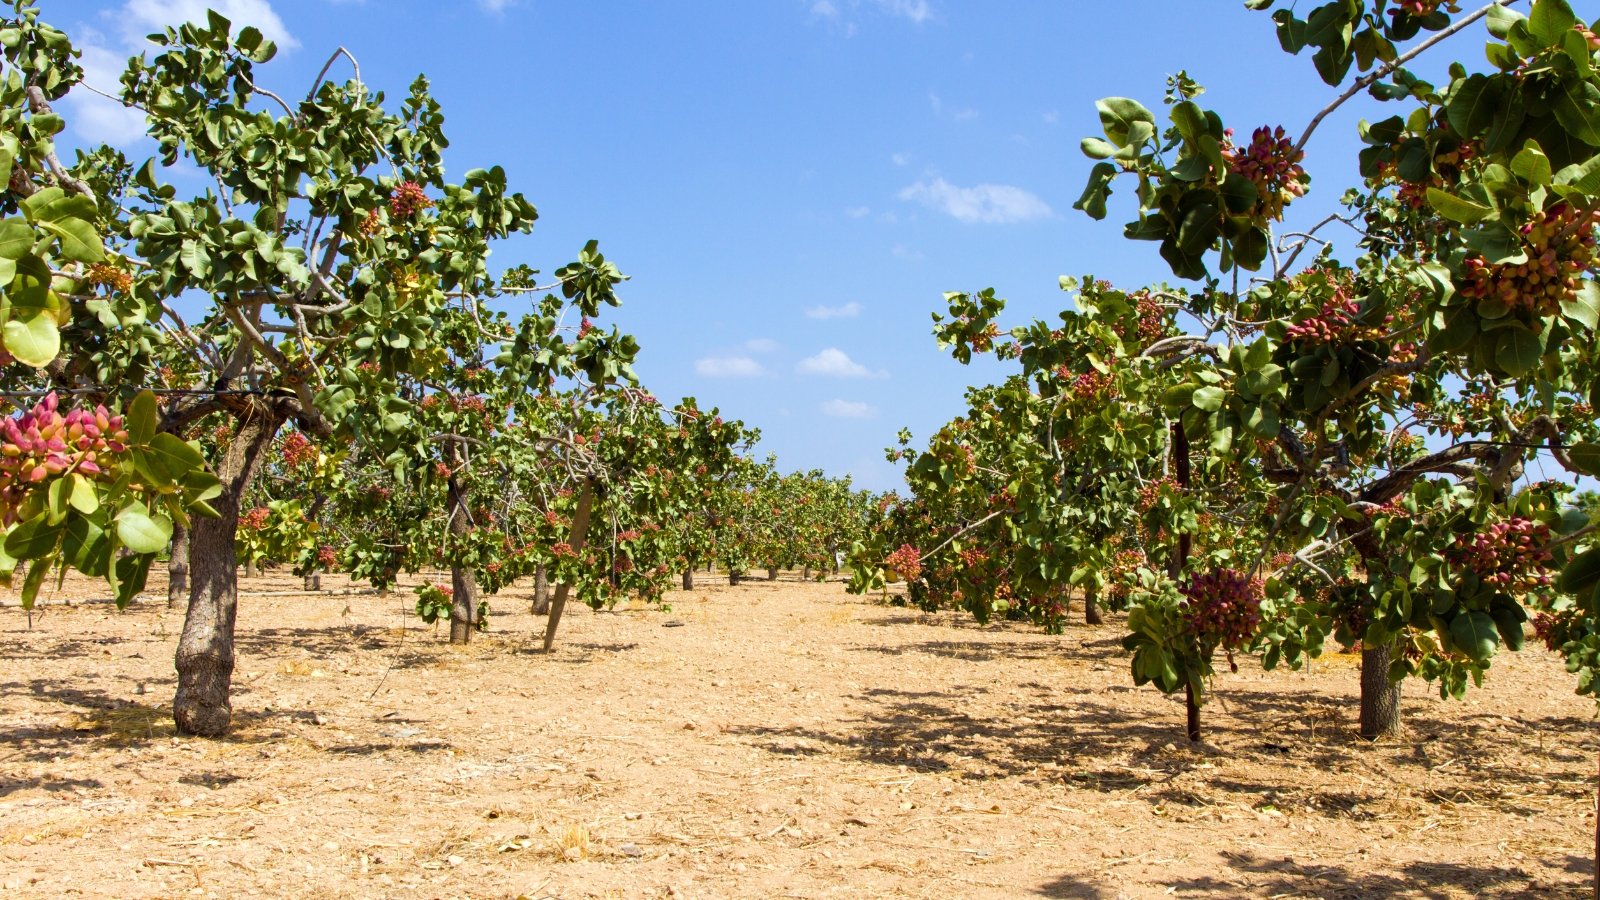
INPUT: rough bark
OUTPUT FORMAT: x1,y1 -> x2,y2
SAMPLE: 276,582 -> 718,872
167,522 -> 189,609
729,569 -> 742,587
682,567 -> 694,591
446,474 -> 481,645
173,408 -> 282,737
532,563 -> 550,615
1359,643 -> 1402,740
1084,588 -> 1103,626
767,566 -> 778,581
303,573 -> 321,591
543,480 -> 595,652
243,558 -> 258,579
1185,682 -> 1201,743
802,565 -> 811,581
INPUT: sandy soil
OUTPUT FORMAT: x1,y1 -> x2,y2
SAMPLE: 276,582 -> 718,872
0,569 -> 1593,898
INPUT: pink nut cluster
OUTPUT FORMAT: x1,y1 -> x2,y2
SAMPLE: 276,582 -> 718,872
1450,517 -> 1553,589
0,393 -> 128,524
1180,567 -> 1264,650
1225,125 -> 1307,222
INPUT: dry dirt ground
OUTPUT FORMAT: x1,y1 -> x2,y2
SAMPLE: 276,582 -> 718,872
0,570 -> 1594,899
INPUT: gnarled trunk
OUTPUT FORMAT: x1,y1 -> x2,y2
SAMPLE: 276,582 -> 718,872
682,564 -> 694,591
446,474 -> 481,645
1359,643 -> 1402,740
167,522 -> 189,609
1084,587 -> 1103,626
532,563 -> 550,615
174,409 -> 282,737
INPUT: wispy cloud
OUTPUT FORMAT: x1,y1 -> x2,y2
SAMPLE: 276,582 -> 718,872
844,206 -> 872,219
695,356 -> 766,378
874,0 -> 933,24
70,1 -> 298,147
890,243 -> 924,261
822,399 -> 877,419
120,0 -> 298,49
891,152 -> 910,166
478,0 -> 516,11
810,0 -> 839,18
1042,110 -> 1061,125
745,338 -> 780,353
928,92 -> 976,121
798,348 -> 886,378
805,302 -> 862,320
898,177 -> 1052,224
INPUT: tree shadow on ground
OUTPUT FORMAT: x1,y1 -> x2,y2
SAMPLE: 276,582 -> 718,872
1156,850 -> 1561,898
727,679 -> 1591,819
0,680 -> 326,762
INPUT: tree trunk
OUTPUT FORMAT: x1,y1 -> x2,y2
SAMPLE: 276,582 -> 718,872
1359,643 -> 1402,740
1185,682 -> 1201,742
543,480 -> 595,652
682,567 -> 694,591
729,569 -> 742,586
243,558 -> 258,579
706,561 -> 714,574
802,564 -> 811,581
446,474 -> 481,645
167,522 -> 189,609
767,566 -> 778,581
174,409 -> 281,738
532,563 -> 550,616
1084,587 -> 1103,626
303,573 -> 321,591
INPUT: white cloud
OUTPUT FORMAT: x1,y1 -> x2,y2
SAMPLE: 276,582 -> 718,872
929,93 -> 976,121
120,0 -> 298,50
695,356 -> 766,378
478,0 -> 516,11
805,302 -> 862,320
898,177 -> 1052,224
822,399 -> 877,419
745,338 -> 780,353
798,347 -> 885,378
890,243 -> 924,261
845,205 -> 871,219
69,1 -> 298,147
874,0 -> 933,23
811,0 -> 839,18
891,152 -> 910,166
1042,110 -> 1060,125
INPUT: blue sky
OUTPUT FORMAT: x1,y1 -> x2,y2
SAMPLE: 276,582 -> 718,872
56,1 -> 1409,492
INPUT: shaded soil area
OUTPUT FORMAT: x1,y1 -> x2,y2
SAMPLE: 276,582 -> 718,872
0,570 -> 1593,898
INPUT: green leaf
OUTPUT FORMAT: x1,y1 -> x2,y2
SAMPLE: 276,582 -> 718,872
3,313 -> 59,368
1096,97 -> 1155,148
1509,144 -> 1552,186
1425,188 -> 1493,223
1080,137 -> 1118,160
0,217 -> 33,259
66,473 -> 99,515
1553,79 -> 1600,147
126,391 -> 158,444
1561,547 -> 1600,595
1494,326 -> 1542,376
1191,385 -> 1225,412
146,432 -> 207,482
1564,280 -> 1600,329
1073,162 -> 1117,221
1446,75 -> 1506,140
115,503 -> 172,554
1567,442 -> 1600,478
1528,0 -> 1577,46
5,512 -> 62,560
1449,610 -> 1499,663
